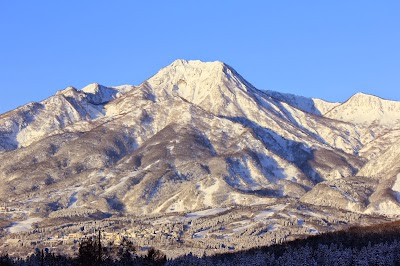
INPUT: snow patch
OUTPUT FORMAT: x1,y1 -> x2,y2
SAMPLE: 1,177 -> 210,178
231,221 -> 253,233
254,204 -> 287,221
193,228 -> 210,239
370,201 -> 400,217
7,218 -> 43,233
186,207 -> 229,220
392,173 -> 400,202
198,178 -> 221,206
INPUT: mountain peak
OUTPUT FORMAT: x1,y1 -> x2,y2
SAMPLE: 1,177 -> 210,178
149,59 -> 242,86
170,59 -> 226,68
161,59 -> 230,77
344,92 -> 399,107
325,91 -> 400,125
352,92 -> 372,97
348,92 -> 381,101
56,86 -> 82,98
146,59 -> 255,112
80,83 -> 119,105
81,83 -> 103,94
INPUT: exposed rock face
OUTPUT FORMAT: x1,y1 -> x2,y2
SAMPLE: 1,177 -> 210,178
1,59 -> 400,220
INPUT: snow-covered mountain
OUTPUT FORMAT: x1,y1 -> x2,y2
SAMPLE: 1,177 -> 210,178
325,92 -> 400,126
1,59 -> 400,227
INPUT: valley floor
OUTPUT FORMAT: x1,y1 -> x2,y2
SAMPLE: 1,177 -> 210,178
0,198 -> 390,259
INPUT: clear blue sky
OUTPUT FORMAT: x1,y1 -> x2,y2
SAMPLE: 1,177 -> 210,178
1,1 -> 399,113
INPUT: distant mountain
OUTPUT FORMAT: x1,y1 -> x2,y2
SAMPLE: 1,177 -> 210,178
1,60 -> 400,244
324,92 -> 400,125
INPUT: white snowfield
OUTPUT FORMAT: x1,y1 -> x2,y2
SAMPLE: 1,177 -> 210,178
254,204 -> 287,221
8,217 -> 43,233
186,207 -> 229,219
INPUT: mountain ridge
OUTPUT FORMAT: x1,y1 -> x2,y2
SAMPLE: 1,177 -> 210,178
1,59 -> 400,233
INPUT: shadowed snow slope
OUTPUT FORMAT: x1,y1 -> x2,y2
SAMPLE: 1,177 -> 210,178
0,59 -> 399,218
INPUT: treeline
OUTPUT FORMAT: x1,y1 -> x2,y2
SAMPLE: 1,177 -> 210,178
0,231 -> 166,266
2,220 -> 400,265
169,220 -> 400,265
0,246 -> 166,266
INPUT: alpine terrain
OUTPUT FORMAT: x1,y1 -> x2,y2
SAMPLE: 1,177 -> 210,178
1,59 -> 399,257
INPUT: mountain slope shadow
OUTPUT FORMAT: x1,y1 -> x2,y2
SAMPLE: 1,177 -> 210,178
220,116 -> 324,183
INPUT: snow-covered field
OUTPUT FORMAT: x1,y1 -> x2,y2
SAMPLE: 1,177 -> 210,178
186,207 -> 229,220
254,204 -> 287,221
8,217 -> 43,233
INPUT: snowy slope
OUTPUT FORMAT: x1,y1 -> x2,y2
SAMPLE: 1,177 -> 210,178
325,93 -> 400,126
0,84 -> 132,152
263,90 -> 340,115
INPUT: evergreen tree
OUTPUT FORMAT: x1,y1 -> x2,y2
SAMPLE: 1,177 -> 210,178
97,229 -> 102,264
145,247 -> 166,265
0,254 -> 13,266
77,238 -> 97,266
